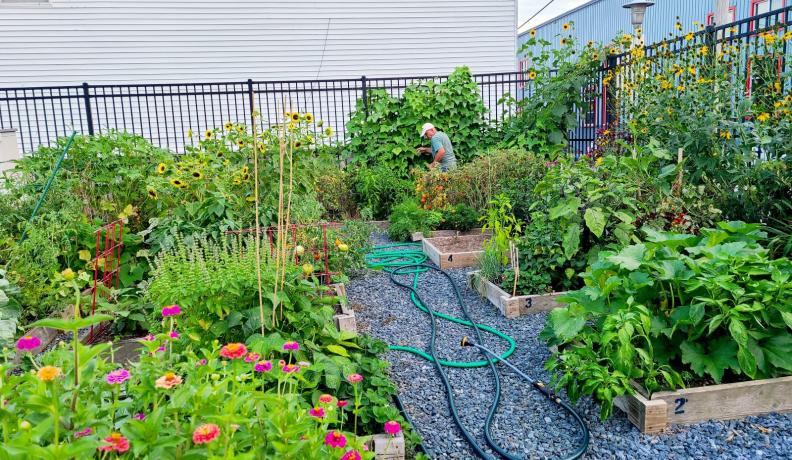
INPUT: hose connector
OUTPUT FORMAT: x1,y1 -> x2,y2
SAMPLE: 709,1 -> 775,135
460,336 -> 473,347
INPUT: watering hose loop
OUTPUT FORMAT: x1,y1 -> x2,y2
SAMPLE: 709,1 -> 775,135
366,244 -> 589,460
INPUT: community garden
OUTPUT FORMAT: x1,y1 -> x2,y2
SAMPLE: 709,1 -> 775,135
0,18 -> 790,460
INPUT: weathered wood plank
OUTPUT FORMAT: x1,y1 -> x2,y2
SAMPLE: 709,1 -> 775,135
422,235 -> 485,269
371,432 -> 405,460
614,392 -> 668,434
411,228 -> 487,242
468,271 -> 567,318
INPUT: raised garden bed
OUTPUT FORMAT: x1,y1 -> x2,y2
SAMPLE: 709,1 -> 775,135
613,376 -> 792,434
369,431 -> 405,460
329,283 -> 356,333
410,228 -> 486,242
422,234 -> 486,269
467,271 -> 566,319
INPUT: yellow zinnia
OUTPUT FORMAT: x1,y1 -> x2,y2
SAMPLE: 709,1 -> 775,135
37,366 -> 61,382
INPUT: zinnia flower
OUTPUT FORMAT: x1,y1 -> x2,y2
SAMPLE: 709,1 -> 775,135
244,352 -> 260,363
133,413 -> 146,421
254,360 -> 273,372
340,450 -> 362,460
74,427 -> 92,438
337,400 -> 349,408
16,335 -> 41,351
319,394 -> 334,404
105,369 -> 130,385
197,358 -> 208,366
282,341 -> 300,351
309,407 -> 325,418
278,359 -> 286,367
282,364 -> 300,373
98,432 -> 130,453
324,430 -> 347,448
193,423 -> 220,445
346,373 -> 363,384
219,343 -> 247,359
169,330 -> 180,339
384,420 -> 401,436
141,334 -> 155,342
161,304 -> 182,317
37,366 -> 61,382
155,372 -> 183,389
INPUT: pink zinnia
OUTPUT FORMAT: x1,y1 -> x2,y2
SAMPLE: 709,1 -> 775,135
324,430 -> 347,448
254,360 -> 273,372
98,432 -> 130,453
141,334 -> 155,342
197,358 -> 208,366
278,359 -> 286,367
282,364 -> 300,374
169,330 -> 180,339
105,369 -> 130,385
244,352 -> 260,363
161,304 -> 182,317
319,394 -> 334,404
309,407 -> 325,418
16,335 -> 41,351
133,413 -> 146,421
192,423 -> 220,445
219,343 -> 247,359
74,427 -> 92,439
340,450 -> 362,460
156,345 -> 166,353
384,420 -> 401,436
282,341 -> 300,351
346,373 -> 363,384
337,400 -> 349,408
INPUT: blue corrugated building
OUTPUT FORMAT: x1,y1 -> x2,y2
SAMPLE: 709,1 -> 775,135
519,0 -> 783,62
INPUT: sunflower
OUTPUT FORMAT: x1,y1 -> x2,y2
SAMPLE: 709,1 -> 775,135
684,32 -> 694,41
560,38 -> 568,46
325,127 -> 333,136
284,111 -> 292,120
675,22 -> 683,31
291,112 -> 300,122
587,40 -> 594,47
591,53 -> 600,61
609,48 -> 618,55
562,23 -> 570,31
757,112 -> 771,123
698,46 -> 708,56
528,71 -> 537,80
157,163 -> 167,174
241,166 -> 249,175
224,122 -> 233,131
192,171 -> 203,179
147,188 -> 158,200
294,141 -> 302,149
170,178 -> 185,188
529,29 -> 536,38
305,113 -> 314,123
242,173 -> 250,181
233,177 -> 242,185
237,140 -> 245,148
205,129 -> 214,139
236,126 -> 246,134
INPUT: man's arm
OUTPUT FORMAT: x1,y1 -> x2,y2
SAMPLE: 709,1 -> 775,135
430,146 -> 446,167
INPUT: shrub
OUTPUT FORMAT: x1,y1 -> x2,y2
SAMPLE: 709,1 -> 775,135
352,165 -> 413,220
441,204 -> 480,232
387,199 -> 443,242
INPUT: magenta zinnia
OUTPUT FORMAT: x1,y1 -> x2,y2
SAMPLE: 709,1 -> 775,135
105,369 -> 131,385
324,430 -> 347,448
309,407 -> 326,418
282,364 -> 300,373
384,420 -> 401,435
282,341 -> 300,351
254,360 -> 273,372
74,427 -> 92,439
16,335 -> 41,351
340,450 -> 362,460
244,352 -> 260,363
161,304 -> 182,317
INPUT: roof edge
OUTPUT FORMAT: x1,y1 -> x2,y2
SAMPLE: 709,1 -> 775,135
519,0 -> 605,37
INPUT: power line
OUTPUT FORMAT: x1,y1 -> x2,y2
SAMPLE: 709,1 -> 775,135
517,0 -> 557,31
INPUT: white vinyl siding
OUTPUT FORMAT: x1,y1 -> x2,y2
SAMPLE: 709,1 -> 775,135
0,0 -> 517,86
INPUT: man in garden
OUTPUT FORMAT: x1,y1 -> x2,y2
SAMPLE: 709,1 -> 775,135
417,123 -> 457,171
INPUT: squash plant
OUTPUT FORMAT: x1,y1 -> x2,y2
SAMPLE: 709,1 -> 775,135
542,222 -> 792,419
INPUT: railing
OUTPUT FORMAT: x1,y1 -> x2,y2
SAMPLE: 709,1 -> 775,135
0,73 -> 531,155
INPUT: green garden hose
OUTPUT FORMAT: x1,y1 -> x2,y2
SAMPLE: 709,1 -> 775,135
365,243 -> 589,460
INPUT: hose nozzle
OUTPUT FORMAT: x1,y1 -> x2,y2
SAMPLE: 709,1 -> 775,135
460,336 -> 473,347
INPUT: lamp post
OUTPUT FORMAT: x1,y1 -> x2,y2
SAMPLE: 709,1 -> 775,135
623,1 -> 655,44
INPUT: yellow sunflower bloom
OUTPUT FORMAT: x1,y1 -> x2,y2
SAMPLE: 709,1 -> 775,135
157,163 -> 167,174
698,46 -> 708,56
233,177 -> 242,185
294,141 -> 302,149
241,166 -> 249,175
685,32 -> 694,41
147,188 -> 158,200
236,126 -> 245,134
237,140 -> 245,148
305,113 -> 314,123
291,113 -> 300,122
191,171 -> 203,180
284,111 -> 292,120
205,130 -> 214,139
562,23 -> 570,31
224,122 -> 233,131
529,29 -> 537,37
560,38 -> 568,46
528,71 -> 537,80
757,113 -> 771,123
170,178 -> 185,188
719,130 -> 732,139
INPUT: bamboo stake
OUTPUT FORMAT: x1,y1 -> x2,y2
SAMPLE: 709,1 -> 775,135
279,136 -> 295,320
510,242 -> 519,298
272,103 -> 287,328
251,94 -> 266,336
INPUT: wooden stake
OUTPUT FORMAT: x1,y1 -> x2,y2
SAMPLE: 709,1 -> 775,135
251,94 -> 266,336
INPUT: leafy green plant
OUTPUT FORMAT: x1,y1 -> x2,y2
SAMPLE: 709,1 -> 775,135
387,199 -> 443,242
352,165 -> 413,220
479,195 -> 522,267
441,204 -> 480,232
0,269 -> 20,345
542,222 -> 792,419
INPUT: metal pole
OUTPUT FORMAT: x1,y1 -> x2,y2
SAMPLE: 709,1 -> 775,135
361,75 -> 369,119
82,83 -> 95,136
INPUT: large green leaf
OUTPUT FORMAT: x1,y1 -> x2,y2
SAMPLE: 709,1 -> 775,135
607,244 -> 646,271
680,337 -> 737,383
549,197 -> 581,220
547,308 -> 587,341
562,225 -> 581,259
761,335 -> 792,372
326,345 -> 349,357
584,207 -> 606,238
28,314 -> 113,332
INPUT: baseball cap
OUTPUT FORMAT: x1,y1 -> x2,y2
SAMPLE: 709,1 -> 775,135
420,123 -> 435,137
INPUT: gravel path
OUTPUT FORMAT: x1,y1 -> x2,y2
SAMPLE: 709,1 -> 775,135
348,241 -> 792,460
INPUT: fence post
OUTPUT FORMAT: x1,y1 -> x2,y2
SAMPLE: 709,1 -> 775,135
361,75 -> 368,119
247,79 -> 255,129
705,25 -> 717,66
604,56 -> 617,126
82,82 -> 95,136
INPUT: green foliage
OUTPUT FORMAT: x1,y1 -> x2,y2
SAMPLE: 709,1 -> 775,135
542,223 -> 792,419
441,204 -> 480,232
346,67 -> 492,171
387,199 -> 443,242
480,195 -> 522,267
0,269 -> 20,346
352,165 -> 413,220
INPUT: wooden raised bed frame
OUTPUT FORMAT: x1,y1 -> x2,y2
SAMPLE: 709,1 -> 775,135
421,234 -> 486,270
369,431 -> 405,460
329,283 -> 356,333
613,376 -> 792,434
411,228 -> 486,242
467,271 -> 566,318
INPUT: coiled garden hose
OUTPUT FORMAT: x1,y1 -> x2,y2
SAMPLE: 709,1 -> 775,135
365,244 -> 589,460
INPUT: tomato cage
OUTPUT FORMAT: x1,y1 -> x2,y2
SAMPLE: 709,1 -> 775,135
87,220 -> 124,344
226,222 -> 346,285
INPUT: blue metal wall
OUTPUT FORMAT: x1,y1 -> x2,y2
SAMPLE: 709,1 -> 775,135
519,0 -> 776,56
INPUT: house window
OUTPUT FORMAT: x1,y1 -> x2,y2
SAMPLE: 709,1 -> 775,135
750,0 -> 786,31
746,55 -> 782,105
706,7 -> 736,25
518,58 -> 530,89
582,85 -> 597,127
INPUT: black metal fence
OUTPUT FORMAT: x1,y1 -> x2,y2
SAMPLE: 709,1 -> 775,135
2,6 -> 791,156
0,72 -> 530,155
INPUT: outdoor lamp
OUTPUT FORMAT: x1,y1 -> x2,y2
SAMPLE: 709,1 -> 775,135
623,1 -> 655,28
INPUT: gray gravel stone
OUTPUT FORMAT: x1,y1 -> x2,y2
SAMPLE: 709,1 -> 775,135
349,235 -> 792,459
